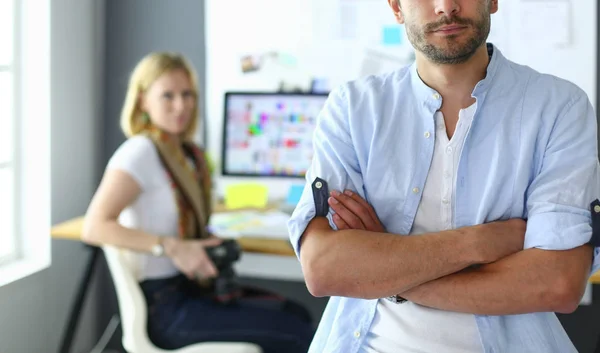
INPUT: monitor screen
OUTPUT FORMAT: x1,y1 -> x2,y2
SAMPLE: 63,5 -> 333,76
222,92 -> 328,178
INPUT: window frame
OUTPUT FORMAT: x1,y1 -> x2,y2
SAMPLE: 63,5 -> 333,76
0,0 -> 51,287
0,0 -> 19,267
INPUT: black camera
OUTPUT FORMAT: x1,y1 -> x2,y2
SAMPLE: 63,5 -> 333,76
205,239 -> 242,304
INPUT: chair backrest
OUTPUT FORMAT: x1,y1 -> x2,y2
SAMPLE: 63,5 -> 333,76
103,245 -> 162,353
103,245 -> 264,353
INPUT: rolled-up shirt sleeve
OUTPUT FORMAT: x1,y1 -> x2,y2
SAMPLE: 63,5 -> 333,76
287,86 -> 364,259
524,92 -> 600,275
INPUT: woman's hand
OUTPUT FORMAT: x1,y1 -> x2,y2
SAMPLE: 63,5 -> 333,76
163,237 -> 223,280
328,189 -> 386,232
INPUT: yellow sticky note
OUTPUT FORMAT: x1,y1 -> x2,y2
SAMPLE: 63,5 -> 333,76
224,183 -> 269,210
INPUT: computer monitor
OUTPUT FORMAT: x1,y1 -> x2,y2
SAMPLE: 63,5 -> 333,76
222,91 -> 329,178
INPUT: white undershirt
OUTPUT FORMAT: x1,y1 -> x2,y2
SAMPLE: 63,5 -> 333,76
106,135 -> 184,281
363,103 -> 483,353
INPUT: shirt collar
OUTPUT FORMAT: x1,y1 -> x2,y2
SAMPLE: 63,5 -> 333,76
409,43 -> 505,113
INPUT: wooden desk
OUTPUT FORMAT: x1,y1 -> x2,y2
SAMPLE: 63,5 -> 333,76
52,212 -> 297,353
591,271 -> 600,284
52,216 -> 600,283
51,216 -> 296,257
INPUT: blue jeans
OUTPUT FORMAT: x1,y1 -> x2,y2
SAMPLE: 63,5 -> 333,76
140,275 -> 315,353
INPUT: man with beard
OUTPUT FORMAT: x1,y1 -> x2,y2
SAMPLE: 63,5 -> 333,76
287,0 -> 600,352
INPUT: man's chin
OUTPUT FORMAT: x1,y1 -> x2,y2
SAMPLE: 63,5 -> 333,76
422,51 -> 475,65
421,42 -> 481,63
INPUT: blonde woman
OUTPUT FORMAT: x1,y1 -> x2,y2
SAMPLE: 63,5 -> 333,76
83,52 -> 314,352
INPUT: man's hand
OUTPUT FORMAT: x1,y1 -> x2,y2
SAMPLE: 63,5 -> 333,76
329,189 -> 525,264
328,189 -> 386,232
326,191 -> 586,315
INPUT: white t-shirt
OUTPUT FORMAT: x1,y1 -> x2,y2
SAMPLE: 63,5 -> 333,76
106,135 -> 183,281
363,103 -> 483,353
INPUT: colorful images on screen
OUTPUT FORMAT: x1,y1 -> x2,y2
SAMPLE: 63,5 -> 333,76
224,94 -> 326,177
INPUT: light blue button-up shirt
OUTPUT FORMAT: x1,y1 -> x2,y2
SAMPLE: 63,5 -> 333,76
287,44 -> 600,353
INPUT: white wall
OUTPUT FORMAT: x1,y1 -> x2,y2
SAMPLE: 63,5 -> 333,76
0,1 -> 105,352
495,0 -> 596,109
205,0 -> 597,200
205,0 -> 321,200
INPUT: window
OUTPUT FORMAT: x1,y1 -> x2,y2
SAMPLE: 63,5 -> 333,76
0,0 -> 17,264
0,0 -> 51,287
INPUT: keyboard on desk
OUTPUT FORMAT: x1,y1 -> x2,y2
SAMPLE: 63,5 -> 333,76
236,225 -> 290,239
210,209 -> 291,240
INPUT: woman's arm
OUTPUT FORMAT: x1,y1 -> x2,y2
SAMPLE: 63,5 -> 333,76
82,169 -> 164,253
82,169 -> 221,278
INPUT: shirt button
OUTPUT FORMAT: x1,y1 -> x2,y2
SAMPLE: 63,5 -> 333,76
446,146 -> 453,154
412,187 -> 420,194
424,131 -> 431,138
442,198 -> 449,204
444,172 -> 451,179
354,331 -> 361,338
433,93 -> 440,100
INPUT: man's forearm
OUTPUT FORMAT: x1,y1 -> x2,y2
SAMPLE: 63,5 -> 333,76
301,218 -> 488,299
400,246 -> 593,315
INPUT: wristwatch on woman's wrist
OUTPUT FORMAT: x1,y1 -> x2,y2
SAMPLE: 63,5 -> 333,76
151,237 -> 165,257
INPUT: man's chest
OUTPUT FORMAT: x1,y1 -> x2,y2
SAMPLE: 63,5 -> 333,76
357,107 -> 539,233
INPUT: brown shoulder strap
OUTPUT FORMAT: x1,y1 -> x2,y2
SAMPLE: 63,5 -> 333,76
184,143 -> 213,225
145,134 -> 209,239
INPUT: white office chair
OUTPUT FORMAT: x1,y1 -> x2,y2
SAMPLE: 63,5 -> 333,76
102,245 -> 263,353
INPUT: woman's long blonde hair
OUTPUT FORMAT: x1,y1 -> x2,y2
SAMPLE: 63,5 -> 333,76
120,52 -> 200,141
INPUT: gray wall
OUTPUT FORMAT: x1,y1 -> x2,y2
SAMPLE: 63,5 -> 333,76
103,0 -> 207,165
0,1 -> 106,352
559,287 -> 600,353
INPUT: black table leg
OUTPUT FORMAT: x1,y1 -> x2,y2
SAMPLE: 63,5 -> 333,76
58,245 -> 99,353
